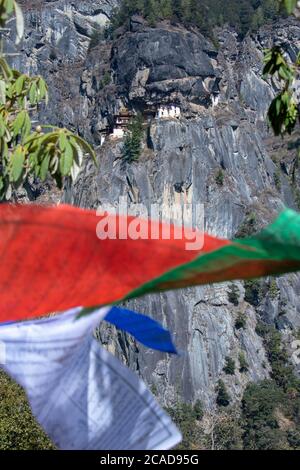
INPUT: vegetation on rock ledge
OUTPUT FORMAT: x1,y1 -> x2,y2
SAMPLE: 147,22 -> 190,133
110,0 -> 281,38
0,370 -> 54,450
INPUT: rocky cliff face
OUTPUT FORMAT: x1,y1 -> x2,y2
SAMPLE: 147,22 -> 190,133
10,1 -> 300,408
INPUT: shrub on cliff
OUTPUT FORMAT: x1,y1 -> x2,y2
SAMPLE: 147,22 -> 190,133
223,357 -> 236,375
122,113 -> 144,163
216,380 -> 231,407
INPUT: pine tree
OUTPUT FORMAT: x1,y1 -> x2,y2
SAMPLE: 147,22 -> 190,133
144,0 -> 159,25
239,0 -> 255,36
192,0 -> 212,34
181,0 -> 191,21
239,352 -> 249,373
223,0 -> 242,31
261,0 -> 280,20
216,380 -> 231,407
235,311 -> 247,330
160,0 -> 173,18
171,0 -> 183,20
251,5 -> 265,31
122,114 -> 144,163
109,0 -> 281,38
223,357 -> 236,375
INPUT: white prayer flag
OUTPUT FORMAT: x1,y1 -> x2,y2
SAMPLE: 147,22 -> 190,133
0,307 -> 181,450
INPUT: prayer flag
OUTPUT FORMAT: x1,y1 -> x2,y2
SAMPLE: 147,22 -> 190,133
0,204 -> 300,322
105,307 -> 177,354
0,307 -> 181,450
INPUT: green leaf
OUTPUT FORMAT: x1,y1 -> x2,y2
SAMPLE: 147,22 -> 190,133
0,137 -> 8,159
22,112 -> 31,140
39,153 -> 51,181
37,78 -> 48,103
13,110 -> 32,142
10,146 -> 25,182
70,162 -> 81,182
284,0 -> 298,15
28,146 -> 39,170
0,115 -> 7,138
69,137 -> 83,167
0,58 -> 13,80
15,75 -> 26,95
0,175 -> 4,193
5,83 -> 13,100
5,0 -> 15,16
12,110 -> 26,138
276,96 -> 281,116
72,134 -> 97,165
58,132 -> 67,151
59,140 -> 74,176
29,82 -> 37,105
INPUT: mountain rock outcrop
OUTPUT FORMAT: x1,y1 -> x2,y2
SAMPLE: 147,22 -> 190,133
9,1 -> 300,408
111,23 -> 220,108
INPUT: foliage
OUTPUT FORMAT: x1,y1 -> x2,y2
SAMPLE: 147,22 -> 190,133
242,374 -> 300,449
0,369 -> 54,449
256,321 -> 300,391
211,408 -> 244,450
235,212 -> 257,238
215,168 -> 224,186
239,351 -> 249,372
110,0 -> 281,39
244,279 -> 262,306
216,379 -> 231,407
241,380 -> 287,450
247,320 -> 300,449
98,71 -> 112,90
287,429 -> 300,448
294,187 -> 300,210
165,400 -> 204,449
269,278 -> 280,299
228,283 -> 239,306
101,71 -> 111,87
263,1 -> 300,136
235,311 -> 247,330
283,0 -> 298,14
0,1 -> 96,200
223,356 -> 236,375
122,113 -> 144,163
263,46 -> 298,135
274,167 -> 282,190
88,27 -> 105,50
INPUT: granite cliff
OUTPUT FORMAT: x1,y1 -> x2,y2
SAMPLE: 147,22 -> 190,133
8,1 -> 300,410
